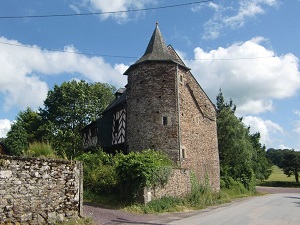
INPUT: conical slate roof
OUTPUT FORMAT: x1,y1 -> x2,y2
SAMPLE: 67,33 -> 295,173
124,23 -> 189,75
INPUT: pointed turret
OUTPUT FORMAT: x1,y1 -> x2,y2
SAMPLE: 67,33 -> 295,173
124,23 -> 188,75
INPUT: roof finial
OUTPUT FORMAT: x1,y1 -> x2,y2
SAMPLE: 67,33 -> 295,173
156,21 -> 158,27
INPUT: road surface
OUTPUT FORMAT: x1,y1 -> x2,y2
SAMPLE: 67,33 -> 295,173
168,192 -> 300,225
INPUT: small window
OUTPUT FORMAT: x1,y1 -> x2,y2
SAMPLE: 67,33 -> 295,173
114,119 -> 119,133
162,116 -> 168,125
181,148 -> 186,159
180,75 -> 183,82
91,126 -> 97,137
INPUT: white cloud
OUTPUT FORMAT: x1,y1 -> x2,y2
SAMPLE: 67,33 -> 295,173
201,0 -> 279,39
242,116 -> 283,146
0,119 -> 12,138
278,144 -> 291,150
0,37 -> 127,111
187,37 -> 300,115
294,110 -> 300,117
74,0 -> 157,23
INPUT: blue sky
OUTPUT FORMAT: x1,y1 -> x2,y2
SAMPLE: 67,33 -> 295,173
0,0 -> 299,150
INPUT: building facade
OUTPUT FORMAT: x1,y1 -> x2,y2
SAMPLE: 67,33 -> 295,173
82,24 -> 220,191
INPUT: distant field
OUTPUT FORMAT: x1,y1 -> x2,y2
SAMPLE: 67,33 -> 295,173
258,165 -> 299,187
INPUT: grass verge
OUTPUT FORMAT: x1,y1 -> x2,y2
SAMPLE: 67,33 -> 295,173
55,217 -> 97,225
124,185 -> 256,214
258,165 -> 300,188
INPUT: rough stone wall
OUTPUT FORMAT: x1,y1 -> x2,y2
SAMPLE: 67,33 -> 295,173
143,168 -> 191,203
126,61 -> 180,161
178,68 -> 220,191
0,155 -> 83,224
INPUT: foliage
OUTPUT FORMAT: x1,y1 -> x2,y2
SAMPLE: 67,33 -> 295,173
4,121 -> 28,156
266,148 -> 289,166
39,80 -> 115,158
115,149 -> 173,200
75,150 -> 118,194
4,108 -> 46,156
83,189 -> 125,209
16,107 -> 45,143
266,148 -> 300,183
23,142 -> 58,158
5,80 -> 115,158
76,149 -> 173,201
280,150 -> 300,183
125,184 -> 237,214
250,133 -> 272,181
216,90 -> 271,190
145,196 -> 184,213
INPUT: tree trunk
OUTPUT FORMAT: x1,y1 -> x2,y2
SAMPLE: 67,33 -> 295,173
295,171 -> 299,183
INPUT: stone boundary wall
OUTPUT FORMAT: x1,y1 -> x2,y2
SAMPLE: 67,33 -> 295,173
0,155 -> 83,224
143,168 -> 191,203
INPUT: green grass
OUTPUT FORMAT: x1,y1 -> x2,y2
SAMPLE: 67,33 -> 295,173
258,165 -> 300,187
124,183 -> 256,214
55,218 -> 96,225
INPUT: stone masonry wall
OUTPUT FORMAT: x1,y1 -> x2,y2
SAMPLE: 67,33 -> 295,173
143,168 -> 191,203
0,155 -> 83,224
126,62 -> 180,161
179,68 -> 220,191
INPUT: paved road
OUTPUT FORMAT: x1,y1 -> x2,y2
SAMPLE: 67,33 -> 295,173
168,193 -> 300,225
84,187 -> 300,225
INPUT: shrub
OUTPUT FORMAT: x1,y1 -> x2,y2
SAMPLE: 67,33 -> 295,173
76,150 -> 119,194
115,149 -> 173,200
23,142 -> 57,158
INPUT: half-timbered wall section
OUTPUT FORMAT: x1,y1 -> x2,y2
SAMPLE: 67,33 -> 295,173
82,123 -> 98,149
112,108 -> 126,145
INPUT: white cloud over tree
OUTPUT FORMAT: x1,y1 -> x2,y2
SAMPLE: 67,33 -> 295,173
0,37 -> 127,112
0,119 -> 12,138
242,116 -> 283,146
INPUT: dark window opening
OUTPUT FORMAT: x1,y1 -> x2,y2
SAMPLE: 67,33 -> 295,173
114,119 -> 119,133
162,116 -> 168,125
181,149 -> 186,159
91,126 -> 97,137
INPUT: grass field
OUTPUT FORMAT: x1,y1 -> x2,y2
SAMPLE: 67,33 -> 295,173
258,165 -> 299,187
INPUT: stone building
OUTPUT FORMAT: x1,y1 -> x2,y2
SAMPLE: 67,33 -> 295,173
82,24 -> 220,191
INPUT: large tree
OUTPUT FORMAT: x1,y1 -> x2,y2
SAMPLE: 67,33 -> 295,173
216,90 -> 271,189
250,133 -> 272,181
267,148 -> 300,183
16,107 -> 45,143
4,108 -> 43,155
281,150 -> 300,183
39,80 -> 115,157
4,121 -> 28,155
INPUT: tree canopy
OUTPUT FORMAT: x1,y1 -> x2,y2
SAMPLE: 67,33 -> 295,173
5,80 -> 116,158
267,148 -> 300,183
216,90 -> 271,190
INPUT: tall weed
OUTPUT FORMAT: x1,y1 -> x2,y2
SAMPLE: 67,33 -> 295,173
23,142 -> 57,158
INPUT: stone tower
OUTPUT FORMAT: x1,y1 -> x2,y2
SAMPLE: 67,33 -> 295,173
124,24 -> 220,191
